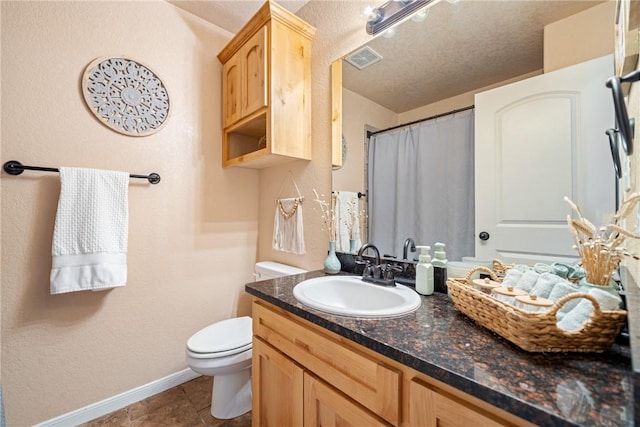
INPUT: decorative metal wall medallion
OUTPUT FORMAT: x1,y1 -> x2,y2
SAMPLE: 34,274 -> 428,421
82,56 -> 170,136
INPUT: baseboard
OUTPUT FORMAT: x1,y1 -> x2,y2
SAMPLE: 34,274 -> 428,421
34,368 -> 200,427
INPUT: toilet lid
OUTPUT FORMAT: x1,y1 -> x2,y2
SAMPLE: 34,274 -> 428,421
187,316 -> 252,354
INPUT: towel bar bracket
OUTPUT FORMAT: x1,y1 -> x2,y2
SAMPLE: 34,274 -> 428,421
3,160 -> 161,184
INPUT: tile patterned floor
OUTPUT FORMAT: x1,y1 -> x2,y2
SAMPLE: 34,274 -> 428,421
79,376 -> 251,427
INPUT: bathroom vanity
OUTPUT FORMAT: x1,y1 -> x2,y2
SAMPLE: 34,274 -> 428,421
246,271 -> 634,427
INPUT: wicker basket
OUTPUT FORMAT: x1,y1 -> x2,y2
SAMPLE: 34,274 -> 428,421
447,266 -> 627,352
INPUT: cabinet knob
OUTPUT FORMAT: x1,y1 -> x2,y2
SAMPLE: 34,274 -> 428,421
479,231 -> 490,241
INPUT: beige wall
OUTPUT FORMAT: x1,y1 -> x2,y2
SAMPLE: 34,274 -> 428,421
544,1 -> 616,72
333,88 -> 397,194
1,1 -> 260,425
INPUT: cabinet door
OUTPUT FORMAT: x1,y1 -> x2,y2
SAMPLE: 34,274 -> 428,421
222,52 -> 242,127
242,26 -> 267,119
304,373 -> 390,427
409,379 -> 507,427
253,338 -> 304,427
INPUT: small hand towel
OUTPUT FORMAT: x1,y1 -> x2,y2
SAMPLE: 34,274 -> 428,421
50,167 -> 129,294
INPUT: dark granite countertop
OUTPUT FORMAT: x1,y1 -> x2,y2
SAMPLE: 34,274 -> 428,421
245,270 -> 635,427
622,271 -> 640,427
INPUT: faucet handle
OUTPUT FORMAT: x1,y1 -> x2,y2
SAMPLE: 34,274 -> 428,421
383,263 -> 402,280
355,255 -> 367,265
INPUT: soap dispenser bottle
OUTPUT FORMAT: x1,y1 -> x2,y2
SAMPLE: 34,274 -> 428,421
432,242 -> 448,294
415,246 -> 434,295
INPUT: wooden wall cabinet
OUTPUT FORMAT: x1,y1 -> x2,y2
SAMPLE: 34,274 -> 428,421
252,299 -> 534,427
217,1 -> 315,168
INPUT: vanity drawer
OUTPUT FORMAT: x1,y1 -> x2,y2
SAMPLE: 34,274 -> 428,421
252,300 -> 401,426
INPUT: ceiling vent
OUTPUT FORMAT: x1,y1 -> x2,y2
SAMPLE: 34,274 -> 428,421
345,46 -> 383,70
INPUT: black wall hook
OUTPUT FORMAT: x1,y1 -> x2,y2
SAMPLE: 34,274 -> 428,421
606,70 -> 640,156
605,128 -> 622,179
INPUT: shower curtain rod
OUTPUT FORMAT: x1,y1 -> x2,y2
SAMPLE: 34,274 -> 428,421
367,104 -> 474,138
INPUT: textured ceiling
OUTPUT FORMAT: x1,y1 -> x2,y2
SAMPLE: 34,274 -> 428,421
167,0 -> 310,34
343,0 -> 603,113
168,0 -> 602,114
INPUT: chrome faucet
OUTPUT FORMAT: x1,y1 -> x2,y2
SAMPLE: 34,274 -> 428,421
356,243 -> 398,287
403,238 -> 416,260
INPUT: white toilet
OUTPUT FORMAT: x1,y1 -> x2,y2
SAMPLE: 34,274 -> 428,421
185,261 -> 306,419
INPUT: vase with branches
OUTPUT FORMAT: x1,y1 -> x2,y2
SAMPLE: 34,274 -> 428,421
565,193 -> 640,288
313,190 -> 340,273
343,197 -> 366,253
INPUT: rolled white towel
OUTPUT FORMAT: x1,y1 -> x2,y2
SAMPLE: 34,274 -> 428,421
530,272 -> 561,299
514,270 -> 540,293
533,263 -> 553,274
549,280 -> 580,321
588,287 -> 622,311
501,269 -> 523,288
557,288 -> 622,331
558,298 -> 593,331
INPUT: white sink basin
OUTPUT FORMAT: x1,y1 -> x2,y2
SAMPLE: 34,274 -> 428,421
293,276 -> 421,318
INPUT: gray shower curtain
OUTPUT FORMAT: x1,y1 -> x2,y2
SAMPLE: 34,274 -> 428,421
367,110 -> 475,262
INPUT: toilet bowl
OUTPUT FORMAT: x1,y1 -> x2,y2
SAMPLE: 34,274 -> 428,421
185,316 -> 252,419
185,261 -> 307,419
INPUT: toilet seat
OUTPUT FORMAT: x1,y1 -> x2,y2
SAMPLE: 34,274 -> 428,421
187,316 -> 252,359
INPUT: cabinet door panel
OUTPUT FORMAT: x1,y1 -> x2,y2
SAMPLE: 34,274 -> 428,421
222,55 -> 242,127
243,26 -> 267,118
410,379 -> 507,427
253,301 -> 400,425
304,373 -> 390,427
253,338 -> 304,427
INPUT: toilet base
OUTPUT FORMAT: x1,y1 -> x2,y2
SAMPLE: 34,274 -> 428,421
211,367 -> 252,419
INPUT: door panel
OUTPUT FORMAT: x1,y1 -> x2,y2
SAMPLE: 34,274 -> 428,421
475,55 -> 616,264
223,55 -> 241,127
243,26 -> 267,118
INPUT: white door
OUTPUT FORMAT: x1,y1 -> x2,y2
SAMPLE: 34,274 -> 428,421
475,55 -> 617,264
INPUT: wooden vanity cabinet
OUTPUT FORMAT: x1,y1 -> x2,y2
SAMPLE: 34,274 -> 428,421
217,1 -> 315,168
251,299 -> 535,427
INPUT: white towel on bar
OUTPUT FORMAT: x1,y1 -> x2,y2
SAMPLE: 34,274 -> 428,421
50,167 -> 129,294
335,191 -> 362,252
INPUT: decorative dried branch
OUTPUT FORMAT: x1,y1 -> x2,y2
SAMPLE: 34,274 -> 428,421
313,189 -> 336,241
343,197 -> 366,240
565,193 -> 640,285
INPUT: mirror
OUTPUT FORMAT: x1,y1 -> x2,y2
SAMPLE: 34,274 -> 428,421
332,1 -> 615,261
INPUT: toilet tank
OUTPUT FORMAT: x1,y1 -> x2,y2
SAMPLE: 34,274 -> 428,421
254,261 -> 307,281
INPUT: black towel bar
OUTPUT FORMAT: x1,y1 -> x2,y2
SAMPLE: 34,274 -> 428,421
2,160 -> 161,184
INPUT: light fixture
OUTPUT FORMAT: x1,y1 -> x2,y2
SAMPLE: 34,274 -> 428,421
366,0 -> 435,35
